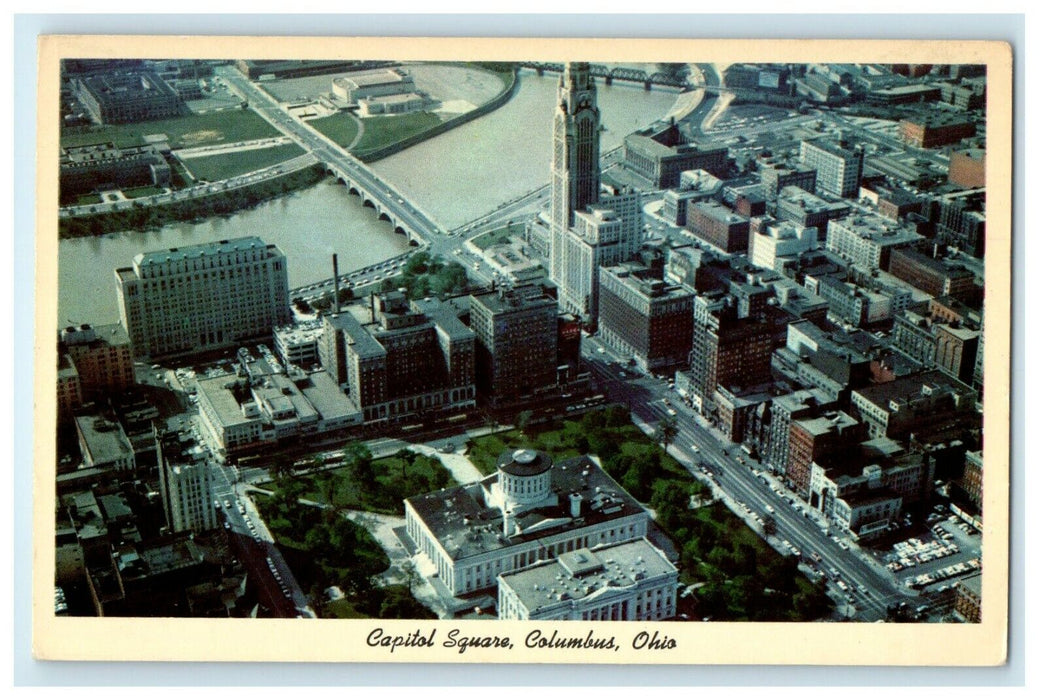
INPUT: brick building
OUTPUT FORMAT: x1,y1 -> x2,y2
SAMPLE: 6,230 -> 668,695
688,300 -> 778,414
319,291 -> 476,425
899,114 -> 977,148
888,248 -> 977,299
598,265 -> 695,373
958,450 -> 983,513
57,324 -> 135,408
470,285 -> 560,406
686,201 -> 750,254
947,149 -> 986,188
786,411 -> 863,495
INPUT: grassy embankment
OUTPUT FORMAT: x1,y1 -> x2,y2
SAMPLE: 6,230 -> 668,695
181,143 -> 306,181
59,163 -> 325,239
467,222 -> 527,251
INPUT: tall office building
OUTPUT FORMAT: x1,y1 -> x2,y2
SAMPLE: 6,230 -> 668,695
319,291 -> 476,425
155,426 -> 218,534
799,138 -> 865,199
550,62 -> 601,295
116,237 -> 291,359
470,285 -> 559,405
598,264 -> 695,373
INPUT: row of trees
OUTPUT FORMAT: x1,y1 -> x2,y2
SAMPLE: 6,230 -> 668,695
291,441 -> 450,515
653,482 -> 829,621
59,164 -> 325,238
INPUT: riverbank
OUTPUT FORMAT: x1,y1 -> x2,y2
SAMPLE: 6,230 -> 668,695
58,164 -> 326,239
355,64 -> 518,163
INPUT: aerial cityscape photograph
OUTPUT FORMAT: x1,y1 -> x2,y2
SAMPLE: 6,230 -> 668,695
49,52 -> 996,631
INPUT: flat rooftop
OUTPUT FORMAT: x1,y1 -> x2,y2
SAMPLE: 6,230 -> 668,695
299,371 -> 360,421
74,415 -> 133,466
690,201 -> 747,226
134,236 -> 278,270
196,374 -> 254,428
335,69 -> 410,89
498,538 -> 676,614
853,370 -> 972,412
406,455 -> 646,563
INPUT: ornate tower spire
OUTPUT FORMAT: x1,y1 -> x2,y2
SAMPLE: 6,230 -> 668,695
549,61 -> 601,292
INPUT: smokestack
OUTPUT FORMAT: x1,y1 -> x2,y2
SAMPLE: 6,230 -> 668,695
332,254 -> 341,314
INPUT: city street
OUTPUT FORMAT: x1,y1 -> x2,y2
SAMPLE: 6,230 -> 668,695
579,338 -> 923,622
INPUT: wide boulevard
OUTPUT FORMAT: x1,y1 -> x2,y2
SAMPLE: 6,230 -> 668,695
581,341 -> 923,622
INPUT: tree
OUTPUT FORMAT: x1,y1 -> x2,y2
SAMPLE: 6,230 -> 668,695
762,514 -> 777,537
515,409 -> 534,438
401,560 -> 421,595
316,470 -> 342,509
656,416 -> 679,453
690,480 -> 712,503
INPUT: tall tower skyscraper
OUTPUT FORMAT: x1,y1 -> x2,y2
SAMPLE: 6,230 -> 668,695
550,62 -> 601,292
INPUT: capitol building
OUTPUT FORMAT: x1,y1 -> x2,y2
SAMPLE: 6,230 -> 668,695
404,448 -> 678,620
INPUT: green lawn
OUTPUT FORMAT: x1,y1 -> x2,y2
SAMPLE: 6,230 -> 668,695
60,109 -> 279,149
181,143 -> 305,181
352,112 -> 442,154
469,222 -> 527,251
466,408 -> 687,480
259,451 -> 455,515
325,597 -> 371,619
74,193 -> 102,205
308,113 -> 361,148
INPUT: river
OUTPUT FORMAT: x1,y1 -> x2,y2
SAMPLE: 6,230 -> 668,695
57,71 -> 680,326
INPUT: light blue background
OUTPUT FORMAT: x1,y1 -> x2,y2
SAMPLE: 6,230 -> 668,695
13,12 -> 1025,687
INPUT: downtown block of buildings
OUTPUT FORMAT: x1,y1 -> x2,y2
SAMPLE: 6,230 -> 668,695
635,69 -> 987,542
55,59 -> 990,620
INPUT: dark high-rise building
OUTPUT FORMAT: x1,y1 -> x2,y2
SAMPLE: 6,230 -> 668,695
687,297 -> 778,415
470,285 -> 560,405
550,62 -> 601,292
598,264 -> 695,373
786,411 -> 863,496
318,292 -> 476,424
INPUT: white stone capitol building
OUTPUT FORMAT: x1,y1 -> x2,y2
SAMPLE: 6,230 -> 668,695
404,447 -> 677,619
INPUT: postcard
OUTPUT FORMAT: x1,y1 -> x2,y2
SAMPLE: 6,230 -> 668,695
33,35 -> 1011,665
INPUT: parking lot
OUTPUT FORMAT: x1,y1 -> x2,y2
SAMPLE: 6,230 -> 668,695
875,512 -> 982,592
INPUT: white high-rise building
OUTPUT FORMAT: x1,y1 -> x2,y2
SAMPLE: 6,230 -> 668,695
558,208 -> 637,320
547,63 -> 644,324
116,236 -> 291,359
799,138 -> 865,199
550,63 -> 601,302
156,427 -> 218,534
